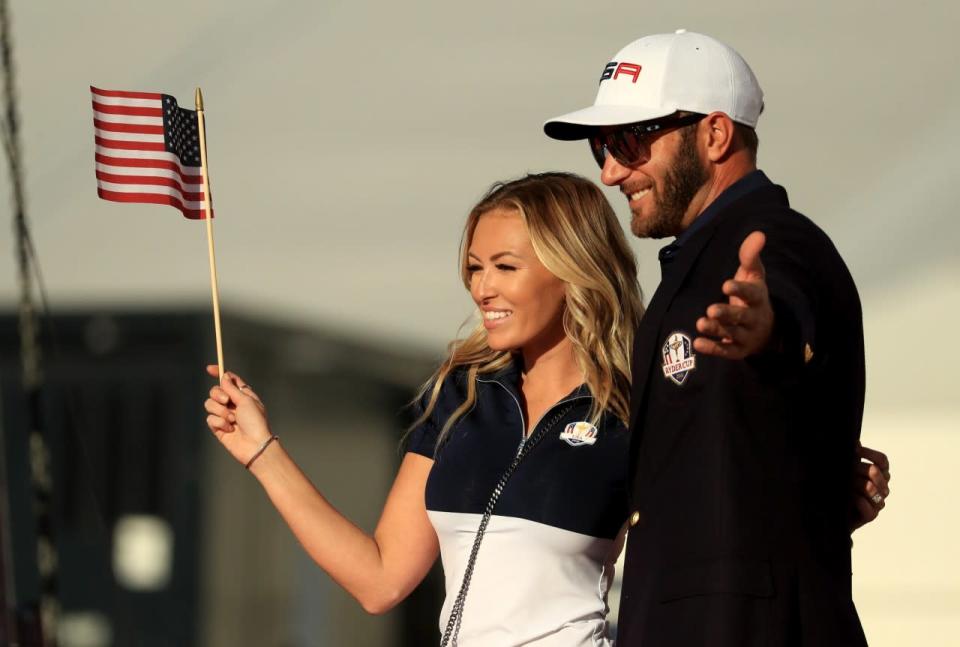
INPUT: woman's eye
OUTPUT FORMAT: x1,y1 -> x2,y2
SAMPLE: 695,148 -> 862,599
466,264 -> 482,273
496,264 -> 516,271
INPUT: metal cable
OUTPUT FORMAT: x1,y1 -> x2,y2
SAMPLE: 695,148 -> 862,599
1,1 -> 59,643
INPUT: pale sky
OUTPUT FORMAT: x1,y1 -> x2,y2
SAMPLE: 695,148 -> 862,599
1,0 -> 957,414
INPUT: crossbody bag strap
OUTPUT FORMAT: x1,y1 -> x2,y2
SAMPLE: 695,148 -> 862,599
439,404 -> 574,647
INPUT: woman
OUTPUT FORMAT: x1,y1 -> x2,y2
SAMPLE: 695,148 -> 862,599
204,172 -> 888,646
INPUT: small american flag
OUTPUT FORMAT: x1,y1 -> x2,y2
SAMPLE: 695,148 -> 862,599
91,86 -> 211,219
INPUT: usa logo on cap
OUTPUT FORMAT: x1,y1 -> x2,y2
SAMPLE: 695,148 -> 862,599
662,331 -> 696,385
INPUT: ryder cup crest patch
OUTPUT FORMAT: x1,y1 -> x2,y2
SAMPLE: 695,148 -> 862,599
560,421 -> 598,447
661,331 -> 697,385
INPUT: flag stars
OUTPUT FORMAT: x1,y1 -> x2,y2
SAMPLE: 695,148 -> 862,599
162,103 -> 204,168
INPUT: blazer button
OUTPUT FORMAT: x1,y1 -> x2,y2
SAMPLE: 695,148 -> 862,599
804,343 -> 814,364
629,510 -> 641,527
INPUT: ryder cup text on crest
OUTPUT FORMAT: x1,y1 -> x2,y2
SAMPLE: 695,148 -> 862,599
664,357 -> 695,374
600,62 -> 642,84
661,332 -> 697,385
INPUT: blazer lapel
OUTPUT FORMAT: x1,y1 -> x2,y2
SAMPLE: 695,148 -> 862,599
626,183 -> 791,489
629,221 -> 723,432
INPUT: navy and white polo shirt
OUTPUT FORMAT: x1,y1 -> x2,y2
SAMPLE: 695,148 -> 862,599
407,362 -> 630,646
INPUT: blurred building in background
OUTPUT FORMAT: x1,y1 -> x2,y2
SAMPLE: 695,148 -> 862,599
0,310 -> 444,647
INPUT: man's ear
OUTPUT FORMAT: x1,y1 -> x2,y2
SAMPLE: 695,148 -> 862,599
702,112 -> 736,162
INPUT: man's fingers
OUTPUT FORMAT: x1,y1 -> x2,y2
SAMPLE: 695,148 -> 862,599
705,303 -> 757,330
858,445 -> 890,476
864,490 -> 886,511
855,474 -> 883,500
736,231 -> 767,281
693,335 -> 746,360
722,279 -> 767,306
855,462 -> 890,497
855,475 -> 887,514
852,495 -> 879,529
696,317 -> 739,344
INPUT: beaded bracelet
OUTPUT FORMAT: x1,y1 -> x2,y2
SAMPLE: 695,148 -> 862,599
245,435 -> 279,470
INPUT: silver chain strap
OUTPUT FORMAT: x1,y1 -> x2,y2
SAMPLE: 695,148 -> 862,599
439,404 -> 573,647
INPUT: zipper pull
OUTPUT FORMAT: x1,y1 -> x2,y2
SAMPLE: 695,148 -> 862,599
515,437 -> 526,457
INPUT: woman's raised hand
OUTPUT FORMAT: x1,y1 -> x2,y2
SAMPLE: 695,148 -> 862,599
204,365 -> 273,466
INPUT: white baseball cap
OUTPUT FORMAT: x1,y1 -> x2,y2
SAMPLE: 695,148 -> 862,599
544,29 -> 764,141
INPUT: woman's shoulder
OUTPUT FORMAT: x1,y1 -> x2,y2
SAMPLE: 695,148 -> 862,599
433,365 -> 473,406
404,366 -> 473,457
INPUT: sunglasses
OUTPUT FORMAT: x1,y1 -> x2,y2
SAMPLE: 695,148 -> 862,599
588,113 -> 706,169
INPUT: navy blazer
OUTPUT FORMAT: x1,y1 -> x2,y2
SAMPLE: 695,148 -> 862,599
616,180 -> 868,647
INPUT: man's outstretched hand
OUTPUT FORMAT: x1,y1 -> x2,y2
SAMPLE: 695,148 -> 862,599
694,231 -> 775,360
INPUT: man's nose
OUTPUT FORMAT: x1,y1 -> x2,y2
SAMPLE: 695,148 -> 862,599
600,154 -> 631,187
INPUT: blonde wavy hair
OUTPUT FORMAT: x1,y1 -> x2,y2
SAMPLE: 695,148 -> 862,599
411,172 -> 644,449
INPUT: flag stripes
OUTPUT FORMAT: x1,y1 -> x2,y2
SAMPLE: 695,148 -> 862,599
94,153 -> 201,180
94,135 -> 166,151
91,88 -> 163,100
96,189 -> 204,213
94,130 -> 165,143
93,119 -> 164,135
90,86 -> 209,219
97,182 -> 204,202
92,111 -> 164,126
95,161 -> 201,184
92,101 -> 163,117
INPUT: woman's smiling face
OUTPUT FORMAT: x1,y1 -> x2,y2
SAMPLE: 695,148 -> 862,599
466,208 -> 568,354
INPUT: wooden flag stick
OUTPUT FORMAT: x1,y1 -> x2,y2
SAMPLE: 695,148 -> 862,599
195,87 -> 225,379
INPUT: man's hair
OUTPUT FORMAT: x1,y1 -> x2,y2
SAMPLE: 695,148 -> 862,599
677,112 -> 758,161
410,172 -> 645,451
735,123 -> 759,160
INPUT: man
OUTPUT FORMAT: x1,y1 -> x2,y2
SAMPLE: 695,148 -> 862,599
544,30 -> 881,645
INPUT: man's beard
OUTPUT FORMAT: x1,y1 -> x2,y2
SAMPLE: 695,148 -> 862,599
630,127 -> 708,239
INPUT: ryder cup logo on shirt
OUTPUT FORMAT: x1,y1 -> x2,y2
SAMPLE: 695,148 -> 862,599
560,421 -> 599,447
662,331 -> 696,385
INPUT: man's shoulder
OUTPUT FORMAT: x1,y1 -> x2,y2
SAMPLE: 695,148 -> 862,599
719,184 -> 839,255
722,183 -> 814,229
